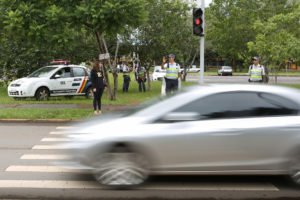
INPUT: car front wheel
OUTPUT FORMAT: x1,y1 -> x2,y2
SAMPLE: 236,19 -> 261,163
85,87 -> 93,99
92,150 -> 149,188
35,87 -> 49,101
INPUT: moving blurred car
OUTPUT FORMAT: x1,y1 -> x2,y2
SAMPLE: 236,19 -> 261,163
8,64 -> 92,100
151,66 -> 166,81
218,66 -> 232,76
62,84 -> 300,188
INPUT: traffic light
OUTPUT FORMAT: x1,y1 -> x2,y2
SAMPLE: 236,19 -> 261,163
193,8 -> 203,36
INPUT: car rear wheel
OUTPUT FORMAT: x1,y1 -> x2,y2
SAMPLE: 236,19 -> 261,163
85,87 -> 93,99
35,87 -> 49,101
92,149 -> 149,188
288,153 -> 300,186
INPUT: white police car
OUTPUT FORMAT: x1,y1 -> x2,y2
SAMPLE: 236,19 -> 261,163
8,64 -> 93,101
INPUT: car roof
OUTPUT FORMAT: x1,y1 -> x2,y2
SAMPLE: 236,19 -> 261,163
44,65 -> 86,69
135,84 -> 300,119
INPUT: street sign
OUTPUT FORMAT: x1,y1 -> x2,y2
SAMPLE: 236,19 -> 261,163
99,53 -> 110,60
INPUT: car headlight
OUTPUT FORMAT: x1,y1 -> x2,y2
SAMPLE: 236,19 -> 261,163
10,84 -> 21,87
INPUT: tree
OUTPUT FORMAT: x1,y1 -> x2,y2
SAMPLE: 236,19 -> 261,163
135,0 -> 198,89
248,2 -> 300,83
0,0 -> 149,101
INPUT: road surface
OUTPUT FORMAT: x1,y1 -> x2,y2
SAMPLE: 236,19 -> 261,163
1,122 -> 300,200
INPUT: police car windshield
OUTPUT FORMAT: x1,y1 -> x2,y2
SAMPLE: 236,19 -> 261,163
28,67 -> 57,78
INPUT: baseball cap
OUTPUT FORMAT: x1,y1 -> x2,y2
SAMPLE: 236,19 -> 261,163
252,56 -> 259,61
168,54 -> 175,58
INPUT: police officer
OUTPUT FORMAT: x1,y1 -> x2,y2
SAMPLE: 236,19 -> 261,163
162,54 -> 181,94
137,64 -> 146,92
248,56 -> 265,83
122,61 -> 131,92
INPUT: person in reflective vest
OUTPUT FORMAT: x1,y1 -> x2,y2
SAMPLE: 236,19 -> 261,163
122,62 -> 131,92
137,65 -> 146,92
161,54 -> 181,94
248,57 -> 265,83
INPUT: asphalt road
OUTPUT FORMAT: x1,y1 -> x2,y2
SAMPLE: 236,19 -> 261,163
186,75 -> 300,84
1,122 -> 300,200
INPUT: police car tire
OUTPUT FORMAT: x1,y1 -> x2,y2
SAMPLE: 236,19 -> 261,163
85,87 -> 93,99
35,87 -> 49,101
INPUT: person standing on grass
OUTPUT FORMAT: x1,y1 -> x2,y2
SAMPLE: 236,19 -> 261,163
137,65 -> 146,92
122,61 -> 131,92
162,54 -> 181,95
248,57 -> 266,83
91,61 -> 106,115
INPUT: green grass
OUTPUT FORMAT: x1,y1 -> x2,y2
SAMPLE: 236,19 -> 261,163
0,75 -> 197,119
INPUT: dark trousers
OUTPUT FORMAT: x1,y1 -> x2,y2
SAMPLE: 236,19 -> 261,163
138,78 -> 146,92
93,88 -> 104,111
123,75 -> 130,92
165,78 -> 178,94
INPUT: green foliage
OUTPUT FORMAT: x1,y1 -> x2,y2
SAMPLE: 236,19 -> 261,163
248,1 -> 300,79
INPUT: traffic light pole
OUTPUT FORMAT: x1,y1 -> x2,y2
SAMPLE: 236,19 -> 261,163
199,0 -> 205,85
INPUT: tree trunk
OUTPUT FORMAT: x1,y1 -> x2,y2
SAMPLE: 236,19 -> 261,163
112,39 -> 120,100
101,34 -> 115,100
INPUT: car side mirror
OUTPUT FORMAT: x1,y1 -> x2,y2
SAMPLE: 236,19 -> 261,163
54,74 -> 61,79
161,112 -> 200,122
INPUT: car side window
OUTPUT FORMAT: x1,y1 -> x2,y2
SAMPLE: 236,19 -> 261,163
73,67 -> 86,77
173,92 -> 299,120
56,67 -> 71,78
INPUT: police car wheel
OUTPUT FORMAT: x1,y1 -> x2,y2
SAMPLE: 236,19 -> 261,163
85,87 -> 93,99
35,87 -> 49,101
92,149 -> 149,188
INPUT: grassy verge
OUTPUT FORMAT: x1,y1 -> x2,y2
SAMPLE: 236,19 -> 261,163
0,75 -> 196,119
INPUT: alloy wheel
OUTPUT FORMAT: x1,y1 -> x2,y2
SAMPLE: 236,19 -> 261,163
92,152 -> 149,187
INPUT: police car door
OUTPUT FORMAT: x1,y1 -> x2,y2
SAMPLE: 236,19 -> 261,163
50,67 -> 75,95
71,67 -> 89,95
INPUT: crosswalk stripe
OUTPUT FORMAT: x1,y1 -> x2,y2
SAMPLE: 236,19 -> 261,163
32,145 -> 69,150
21,154 -> 71,160
56,126 -> 76,130
49,131 -> 69,135
0,180 -> 278,191
41,138 -> 71,142
6,166 -> 82,173
0,180 -> 100,189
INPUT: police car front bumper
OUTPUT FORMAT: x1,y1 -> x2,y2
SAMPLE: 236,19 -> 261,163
7,86 -> 33,97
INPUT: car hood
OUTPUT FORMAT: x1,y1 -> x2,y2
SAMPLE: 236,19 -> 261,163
10,77 -> 45,86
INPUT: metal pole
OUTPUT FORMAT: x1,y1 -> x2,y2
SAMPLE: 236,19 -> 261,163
199,0 -> 205,84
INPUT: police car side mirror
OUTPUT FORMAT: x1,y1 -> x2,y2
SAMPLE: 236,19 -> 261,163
54,74 -> 61,79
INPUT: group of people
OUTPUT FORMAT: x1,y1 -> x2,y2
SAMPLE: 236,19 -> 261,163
91,54 -> 267,115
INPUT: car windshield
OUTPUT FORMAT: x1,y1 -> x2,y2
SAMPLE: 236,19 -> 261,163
223,66 -> 231,70
28,67 -> 57,78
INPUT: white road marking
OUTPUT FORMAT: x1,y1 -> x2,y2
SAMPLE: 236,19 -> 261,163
49,131 -> 69,135
32,145 -> 69,150
0,180 -> 279,191
20,154 -> 71,160
6,166 -> 81,173
41,138 -> 71,142
56,126 -> 76,130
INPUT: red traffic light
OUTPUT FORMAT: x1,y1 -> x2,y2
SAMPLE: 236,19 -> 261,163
195,18 -> 201,25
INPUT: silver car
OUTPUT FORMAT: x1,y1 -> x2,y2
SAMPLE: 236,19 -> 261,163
63,84 -> 300,188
